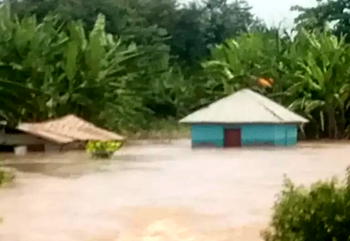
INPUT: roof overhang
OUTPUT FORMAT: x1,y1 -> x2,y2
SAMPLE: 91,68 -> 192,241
179,121 -> 309,125
16,115 -> 125,144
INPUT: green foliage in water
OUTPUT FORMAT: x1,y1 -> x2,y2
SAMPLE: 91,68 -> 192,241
86,141 -> 123,159
263,169 -> 350,241
0,168 -> 15,186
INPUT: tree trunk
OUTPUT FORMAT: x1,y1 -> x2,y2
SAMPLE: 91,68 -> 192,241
338,108 -> 346,138
326,105 -> 338,139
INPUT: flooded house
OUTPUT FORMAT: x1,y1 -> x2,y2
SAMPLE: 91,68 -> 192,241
180,89 -> 308,147
0,115 -> 124,154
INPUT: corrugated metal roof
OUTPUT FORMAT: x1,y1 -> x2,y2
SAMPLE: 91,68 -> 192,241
17,115 -> 124,144
180,89 -> 308,124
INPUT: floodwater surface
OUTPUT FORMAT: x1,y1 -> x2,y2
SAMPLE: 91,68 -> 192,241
0,140 -> 349,241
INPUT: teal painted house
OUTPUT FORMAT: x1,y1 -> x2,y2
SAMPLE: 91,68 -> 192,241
180,89 -> 308,147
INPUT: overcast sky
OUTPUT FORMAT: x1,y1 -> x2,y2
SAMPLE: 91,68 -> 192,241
180,0 -> 317,28
247,0 -> 316,27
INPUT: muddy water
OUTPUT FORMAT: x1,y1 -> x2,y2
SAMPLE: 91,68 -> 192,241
0,140 -> 349,241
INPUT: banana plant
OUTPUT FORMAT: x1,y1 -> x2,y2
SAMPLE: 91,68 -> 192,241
203,30 -> 287,96
0,4 -> 169,131
286,30 -> 350,138
0,79 -> 39,124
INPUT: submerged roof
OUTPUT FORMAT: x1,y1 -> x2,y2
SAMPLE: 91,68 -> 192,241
17,115 -> 124,144
180,89 -> 308,124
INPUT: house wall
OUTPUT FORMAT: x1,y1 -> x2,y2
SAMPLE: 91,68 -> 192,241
241,124 -> 297,146
45,144 -> 61,152
191,124 -> 298,147
0,133 -> 46,145
191,125 -> 224,147
0,130 -> 88,153
0,132 -> 62,153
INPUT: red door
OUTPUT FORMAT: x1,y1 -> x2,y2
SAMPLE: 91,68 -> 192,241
224,129 -> 241,147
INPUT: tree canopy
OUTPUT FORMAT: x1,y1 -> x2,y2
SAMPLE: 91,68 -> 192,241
8,0 -> 264,65
2,0 -> 350,139
293,0 -> 350,38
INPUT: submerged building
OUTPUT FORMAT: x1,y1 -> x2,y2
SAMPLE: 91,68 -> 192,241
180,89 -> 308,147
0,115 -> 124,153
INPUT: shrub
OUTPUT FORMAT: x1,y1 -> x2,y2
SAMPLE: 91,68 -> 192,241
263,169 -> 350,241
86,140 -> 123,159
0,167 -> 15,186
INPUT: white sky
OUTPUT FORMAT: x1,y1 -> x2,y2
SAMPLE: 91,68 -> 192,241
180,0 -> 317,28
247,0 -> 317,27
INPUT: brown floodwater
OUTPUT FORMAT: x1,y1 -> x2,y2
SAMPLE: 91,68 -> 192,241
0,140 -> 349,241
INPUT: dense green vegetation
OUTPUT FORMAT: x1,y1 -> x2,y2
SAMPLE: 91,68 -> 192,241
263,169 -> 350,241
293,0 -> 350,38
1,0 -> 350,138
205,30 -> 350,138
0,4 -> 169,130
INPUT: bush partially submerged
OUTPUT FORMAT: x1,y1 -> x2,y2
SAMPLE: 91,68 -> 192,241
86,141 -> 123,159
0,167 -> 15,186
263,169 -> 350,241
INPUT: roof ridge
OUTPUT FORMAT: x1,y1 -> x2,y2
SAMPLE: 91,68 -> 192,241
180,88 -> 308,124
249,91 -> 285,121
